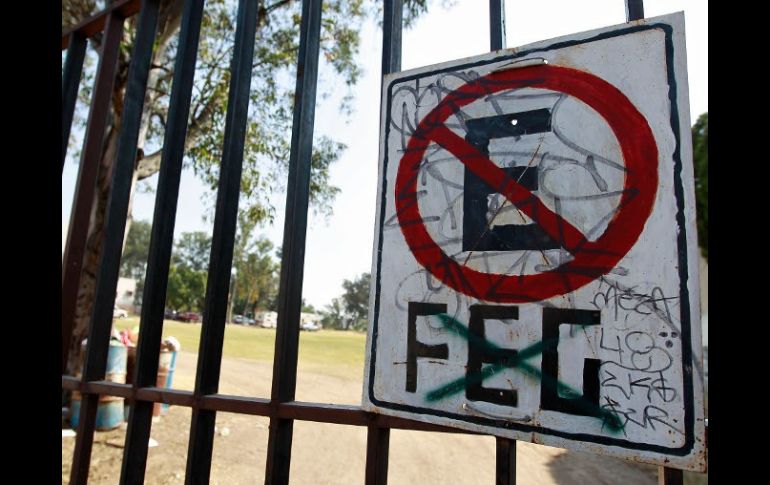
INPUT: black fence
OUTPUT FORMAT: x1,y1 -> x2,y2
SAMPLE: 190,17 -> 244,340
61,0 -> 699,484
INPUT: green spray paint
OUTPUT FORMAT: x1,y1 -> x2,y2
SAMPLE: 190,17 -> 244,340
425,313 -> 624,433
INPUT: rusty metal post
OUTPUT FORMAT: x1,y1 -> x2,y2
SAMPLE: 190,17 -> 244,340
61,11 -> 123,376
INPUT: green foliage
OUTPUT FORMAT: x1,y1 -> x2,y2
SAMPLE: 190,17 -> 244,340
321,272 -> 370,331
166,261 -> 207,312
692,112 -> 708,261
119,219 -> 152,305
173,231 -> 212,272
165,231 -> 211,311
231,213 -> 280,315
342,272 -> 370,331
159,221 -> 281,316
320,297 -> 346,329
62,0 -> 436,228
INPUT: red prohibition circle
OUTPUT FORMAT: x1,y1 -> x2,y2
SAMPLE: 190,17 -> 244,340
394,64 -> 658,303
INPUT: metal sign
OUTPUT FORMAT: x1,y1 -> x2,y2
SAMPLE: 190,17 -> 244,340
362,12 -> 706,471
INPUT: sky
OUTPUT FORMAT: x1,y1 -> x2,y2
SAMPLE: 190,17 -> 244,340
62,0 -> 708,311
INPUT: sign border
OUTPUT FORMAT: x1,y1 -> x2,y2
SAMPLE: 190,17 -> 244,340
368,21 -> 698,457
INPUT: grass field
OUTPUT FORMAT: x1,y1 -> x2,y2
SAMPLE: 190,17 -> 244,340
113,317 -> 366,379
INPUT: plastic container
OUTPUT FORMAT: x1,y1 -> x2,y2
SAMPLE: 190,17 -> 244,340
70,341 -> 127,430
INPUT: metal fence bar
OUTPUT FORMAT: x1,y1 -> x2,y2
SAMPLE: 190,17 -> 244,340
489,0 -> 506,51
496,437 -> 516,485
365,424 -> 390,484
658,467 -> 684,485
264,1 -> 323,483
488,4 -> 517,483
61,0 -> 141,49
62,375 -> 484,432
625,0 -> 644,21
364,2 -> 402,483
382,0 -> 403,76
183,0 -> 259,482
61,32 -> 87,171
61,12 -> 123,376
119,1 -> 206,483
69,1 -> 160,483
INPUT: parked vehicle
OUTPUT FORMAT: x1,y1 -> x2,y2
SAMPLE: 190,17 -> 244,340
259,311 -> 278,328
232,314 -> 244,324
300,321 -> 322,332
113,307 -> 128,319
176,311 -> 201,323
164,309 -> 178,320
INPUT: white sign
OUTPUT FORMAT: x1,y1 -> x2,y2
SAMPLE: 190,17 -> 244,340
362,12 -> 706,471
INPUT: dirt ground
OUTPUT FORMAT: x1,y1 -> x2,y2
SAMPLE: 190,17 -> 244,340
62,351 -> 659,484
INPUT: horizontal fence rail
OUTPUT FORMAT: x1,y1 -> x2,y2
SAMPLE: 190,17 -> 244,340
61,1 -> 705,484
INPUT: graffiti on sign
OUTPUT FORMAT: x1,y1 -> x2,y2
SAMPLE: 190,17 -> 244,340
362,13 -> 706,471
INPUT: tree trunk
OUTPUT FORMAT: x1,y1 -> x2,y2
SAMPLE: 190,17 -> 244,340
66,123 -> 120,376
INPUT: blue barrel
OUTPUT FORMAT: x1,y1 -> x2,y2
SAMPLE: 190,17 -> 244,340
162,351 -> 178,413
71,341 -> 127,430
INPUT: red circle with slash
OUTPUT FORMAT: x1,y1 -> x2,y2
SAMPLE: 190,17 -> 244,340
394,64 -> 658,302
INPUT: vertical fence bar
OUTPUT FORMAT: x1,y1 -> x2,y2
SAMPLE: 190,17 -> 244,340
61,32 -> 88,172
625,0 -> 644,21
365,424 -> 390,485
61,12 -> 123,376
69,1 -> 161,484
183,0 -> 259,483
364,1 -> 401,484
489,0 -> 506,51
264,1 -> 323,483
495,437 -> 516,485
658,467 -> 684,485
381,0 -> 403,76
489,2 -> 516,483
119,0 -> 206,483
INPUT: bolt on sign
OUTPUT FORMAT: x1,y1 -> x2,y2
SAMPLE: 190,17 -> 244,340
362,12 -> 706,471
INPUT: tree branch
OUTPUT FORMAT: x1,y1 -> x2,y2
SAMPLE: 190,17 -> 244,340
136,75 -> 226,180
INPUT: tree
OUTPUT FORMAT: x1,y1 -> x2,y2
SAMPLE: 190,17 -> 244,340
165,231 -> 212,311
119,219 -> 152,280
119,219 -> 152,305
174,231 -> 212,272
166,263 -> 208,311
692,112 -> 708,261
320,297 -> 345,330
318,273 -> 370,330
233,237 -> 279,315
341,272 -> 370,331
61,0 -> 431,373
